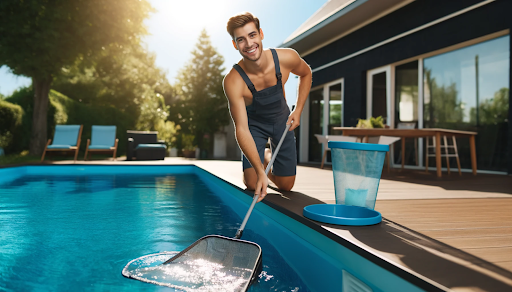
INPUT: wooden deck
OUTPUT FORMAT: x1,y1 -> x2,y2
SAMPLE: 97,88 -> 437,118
48,157 -> 512,291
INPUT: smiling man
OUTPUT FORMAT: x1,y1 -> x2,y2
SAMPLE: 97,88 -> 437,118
223,12 -> 312,201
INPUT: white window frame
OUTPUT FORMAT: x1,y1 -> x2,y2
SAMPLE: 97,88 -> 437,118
367,66 -> 393,127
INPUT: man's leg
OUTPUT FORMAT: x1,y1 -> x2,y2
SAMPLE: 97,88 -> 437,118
264,148 -> 296,191
244,148 -> 296,191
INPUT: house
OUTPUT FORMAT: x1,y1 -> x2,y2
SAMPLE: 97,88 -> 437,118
281,0 -> 511,174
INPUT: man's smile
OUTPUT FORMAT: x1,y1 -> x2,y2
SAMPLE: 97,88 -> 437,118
244,45 -> 258,54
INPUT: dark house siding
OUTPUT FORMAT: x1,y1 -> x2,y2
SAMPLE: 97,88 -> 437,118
302,0 -> 511,173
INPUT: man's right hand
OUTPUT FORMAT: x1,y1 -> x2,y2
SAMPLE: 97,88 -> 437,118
254,169 -> 268,202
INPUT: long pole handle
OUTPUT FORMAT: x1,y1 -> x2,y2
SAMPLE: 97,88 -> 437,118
235,123 -> 292,239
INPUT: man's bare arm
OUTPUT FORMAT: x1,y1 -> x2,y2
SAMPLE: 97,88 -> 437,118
223,72 -> 268,198
279,49 -> 312,131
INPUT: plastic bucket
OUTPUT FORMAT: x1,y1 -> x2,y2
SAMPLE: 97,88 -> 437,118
328,141 -> 389,210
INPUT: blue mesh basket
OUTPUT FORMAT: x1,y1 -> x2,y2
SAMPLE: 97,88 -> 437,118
328,141 -> 389,210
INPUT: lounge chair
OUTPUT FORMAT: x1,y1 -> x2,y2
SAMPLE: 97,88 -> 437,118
84,126 -> 119,161
314,134 -> 358,168
126,130 -> 167,160
41,125 -> 83,162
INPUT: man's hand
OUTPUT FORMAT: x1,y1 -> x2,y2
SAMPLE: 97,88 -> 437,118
254,169 -> 268,202
287,110 -> 301,131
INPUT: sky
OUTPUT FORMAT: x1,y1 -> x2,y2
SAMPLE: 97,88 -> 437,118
0,0 -> 328,108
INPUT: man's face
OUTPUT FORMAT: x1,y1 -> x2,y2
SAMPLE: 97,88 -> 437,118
232,22 -> 264,62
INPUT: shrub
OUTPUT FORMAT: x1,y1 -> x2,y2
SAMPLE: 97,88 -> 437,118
0,99 -> 24,151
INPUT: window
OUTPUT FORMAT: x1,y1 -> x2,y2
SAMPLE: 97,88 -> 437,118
423,35 -> 509,171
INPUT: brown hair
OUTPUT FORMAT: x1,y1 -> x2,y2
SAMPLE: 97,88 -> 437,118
226,12 -> 260,39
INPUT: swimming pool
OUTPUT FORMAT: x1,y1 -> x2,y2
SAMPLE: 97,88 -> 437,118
0,165 -> 429,291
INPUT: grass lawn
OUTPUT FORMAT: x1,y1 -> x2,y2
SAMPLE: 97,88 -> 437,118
0,151 -> 120,166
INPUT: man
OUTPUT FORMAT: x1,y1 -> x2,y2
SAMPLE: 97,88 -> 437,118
223,12 -> 312,202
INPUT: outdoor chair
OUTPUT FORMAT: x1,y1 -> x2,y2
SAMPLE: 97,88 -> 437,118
126,130 -> 167,160
367,136 -> 401,172
84,126 -> 119,161
314,134 -> 358,168
41,125 -> 83,162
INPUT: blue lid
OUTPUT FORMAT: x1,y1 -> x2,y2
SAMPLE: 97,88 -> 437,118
303,204 -> 382,226
328,141 -> 389,152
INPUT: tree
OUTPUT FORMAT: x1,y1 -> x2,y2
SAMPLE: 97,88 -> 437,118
424,69 -> 464,128
0,0 -> 153,155
470,87 -> 509,125
52,45 -> 174,119
169,30 -> 229,156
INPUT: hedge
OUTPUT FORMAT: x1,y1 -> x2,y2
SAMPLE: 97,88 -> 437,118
0,99 -> 24,150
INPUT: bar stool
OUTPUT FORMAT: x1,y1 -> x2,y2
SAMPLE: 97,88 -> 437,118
425,135 -> 461,175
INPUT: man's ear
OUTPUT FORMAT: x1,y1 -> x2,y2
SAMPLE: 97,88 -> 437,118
232,39 -> 238,50
260,28 -> 264,40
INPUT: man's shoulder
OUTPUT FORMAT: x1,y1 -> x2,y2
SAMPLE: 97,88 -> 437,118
273,48 -> 300,67
273,48 -> 299,58
223,67 -> 244,91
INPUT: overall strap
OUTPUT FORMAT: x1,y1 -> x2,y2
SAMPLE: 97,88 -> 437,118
270,48 -> 282,82
233,64 -> 256,93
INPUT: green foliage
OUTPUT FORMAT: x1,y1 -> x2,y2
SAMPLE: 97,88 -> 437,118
169,30 -> 229,156
0,99 -> 23,135
136,88 -> 178,148
0,0 -> 153,155
470,87 -> 509,125
0,151 -> 41,166
356,119 -> 372,129
0,99 -> 24,149
356,116 -> 384,129
52,45 -> 174,117
370,116 -> 384,128
424,69 -> 464,127
0,0 -> 153,79
5,87 -> 134,155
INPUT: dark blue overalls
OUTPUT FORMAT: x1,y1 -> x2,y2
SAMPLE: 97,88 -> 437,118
233,48 -> 297,176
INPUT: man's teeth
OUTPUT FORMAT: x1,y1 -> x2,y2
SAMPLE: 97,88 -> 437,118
247,48 -> 256,53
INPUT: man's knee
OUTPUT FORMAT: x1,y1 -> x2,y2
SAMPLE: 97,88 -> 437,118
274,176 -> 295,192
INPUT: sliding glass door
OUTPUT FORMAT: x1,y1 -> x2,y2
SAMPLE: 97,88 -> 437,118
423,35 -> 509,172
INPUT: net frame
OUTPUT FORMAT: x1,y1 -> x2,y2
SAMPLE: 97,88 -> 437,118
122,235 -> 262,291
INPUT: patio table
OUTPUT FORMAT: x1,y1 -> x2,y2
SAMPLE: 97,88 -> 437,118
332,127 -> 478,177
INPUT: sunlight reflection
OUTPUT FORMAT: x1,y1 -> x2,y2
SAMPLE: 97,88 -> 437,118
123,252 -> 259,291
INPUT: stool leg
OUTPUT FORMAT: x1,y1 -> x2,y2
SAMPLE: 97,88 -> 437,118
425,137 -> 429,173
453,136 -> 462,176
443,136 -> 450,174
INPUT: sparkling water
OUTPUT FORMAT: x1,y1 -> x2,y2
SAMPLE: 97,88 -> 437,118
0,174 -> 310,291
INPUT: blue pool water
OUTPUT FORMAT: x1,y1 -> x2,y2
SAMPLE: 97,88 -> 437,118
0,173 -> 310,291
